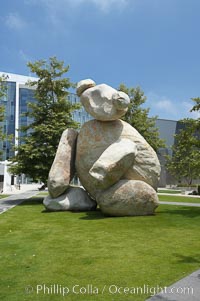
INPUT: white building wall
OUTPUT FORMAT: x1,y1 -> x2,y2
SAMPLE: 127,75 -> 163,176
0,71 -> 36,85
0,161 -> 12,193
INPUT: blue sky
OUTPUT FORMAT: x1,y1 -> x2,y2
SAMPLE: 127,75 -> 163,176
1,0 -> 200,120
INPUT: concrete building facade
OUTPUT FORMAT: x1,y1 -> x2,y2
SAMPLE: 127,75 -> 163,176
155,119 -> 186,187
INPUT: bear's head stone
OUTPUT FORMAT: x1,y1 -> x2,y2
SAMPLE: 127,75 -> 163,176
76,79 -> 130,121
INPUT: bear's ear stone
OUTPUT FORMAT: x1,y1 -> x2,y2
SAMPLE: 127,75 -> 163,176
76,79 -> 96,97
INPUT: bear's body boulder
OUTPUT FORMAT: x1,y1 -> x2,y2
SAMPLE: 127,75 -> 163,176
76,119 -> 160,199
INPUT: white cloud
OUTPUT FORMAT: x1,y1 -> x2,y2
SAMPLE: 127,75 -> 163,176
5,12 -> 27,30
156,99 -> 176,113
19,50 -> 33,63
182,101 -> 200,119
24,0 -> 132,29
25,0 -> 130,14
24,0 -> 131,29
88,0 -> 129,12
45,0 -> 128,10
145,92 -> 199,120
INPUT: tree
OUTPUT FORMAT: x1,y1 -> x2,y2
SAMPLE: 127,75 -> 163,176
191,97 -> 200,147
9,57 -> 80,184
0,75 -> 8,160
191,97 -> 200,112
119,83 -> 165,152
166,118 -> 200,185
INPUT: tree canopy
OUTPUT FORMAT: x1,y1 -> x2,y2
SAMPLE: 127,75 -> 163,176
9,57 -> 80,184
191,97 -> 200,112
191,97 -> 200,147
0,75 -> 8,160
119,83 -> 165,152
166,118 -> 200,185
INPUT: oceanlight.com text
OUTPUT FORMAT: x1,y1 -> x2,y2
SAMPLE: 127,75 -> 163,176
25,283 -> 194,297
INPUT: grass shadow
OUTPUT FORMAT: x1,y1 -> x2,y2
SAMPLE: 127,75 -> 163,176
173,254 -> 200,264
41,208 -> 106,218
158,206 -> 200,218
78,209 -> 154,220
0,199 -> 25,206
41,209 -> 65,214
18,197 -> 44,206
79,209 -> 106,220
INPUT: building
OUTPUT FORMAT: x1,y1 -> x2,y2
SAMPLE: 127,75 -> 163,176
155,119 -> 186,187
0,72 -> 91,160
0,72 -> 93,191
68,92 -> 93,125
0,72 -> 36,161
0,71 -> 186,190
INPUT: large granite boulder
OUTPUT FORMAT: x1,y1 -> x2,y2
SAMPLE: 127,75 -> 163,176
97,180 -> 159,216
76,119 -> 161,200
44,186 -> 97,212
48,129 -> 78,198
80,83 -> 130,121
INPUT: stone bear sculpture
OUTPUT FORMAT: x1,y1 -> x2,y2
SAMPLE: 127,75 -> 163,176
43,79 -> 161,216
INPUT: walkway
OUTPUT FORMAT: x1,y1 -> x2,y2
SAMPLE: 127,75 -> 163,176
0,190 -> 39,214
146,269 -> 200,301
157,192 -> 200,198
158,192 -> 200,207
159,201 -> 200,207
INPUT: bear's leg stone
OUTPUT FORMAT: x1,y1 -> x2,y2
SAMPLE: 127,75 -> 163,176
48,129 -> 78,198
96,179 -> 159,216
89,138 -> 137,190
44,186 -> 97,212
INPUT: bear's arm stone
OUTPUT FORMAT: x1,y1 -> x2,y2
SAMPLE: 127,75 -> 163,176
89,138 -> 137,190
48,128 -> 78,198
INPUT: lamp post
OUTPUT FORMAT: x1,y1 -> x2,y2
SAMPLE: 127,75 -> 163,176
18,174 -> 21,190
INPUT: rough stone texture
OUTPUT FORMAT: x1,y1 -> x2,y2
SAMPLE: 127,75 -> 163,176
43,186 -> 97,212
76,119 -> 161,199
96,180 -> 159,216
112,91 -> 130,110
89,138 -> 137,190
80,84 -> 130,121
76,79 -> 96,97
48,128 -> 78,198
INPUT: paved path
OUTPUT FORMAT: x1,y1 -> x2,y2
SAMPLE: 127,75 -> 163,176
157,192 -> 200,198
146,269 -> 200,301
0,190 -> 39,214
158,192 -> 200,198
159,201 -> 200,207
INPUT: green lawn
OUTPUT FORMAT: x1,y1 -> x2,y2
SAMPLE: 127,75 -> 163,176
0,197 -> 200,301
159,194 -> 200,203
37,192 -> 49,196
158,189 -> 182,194
0,194 -> 10,199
